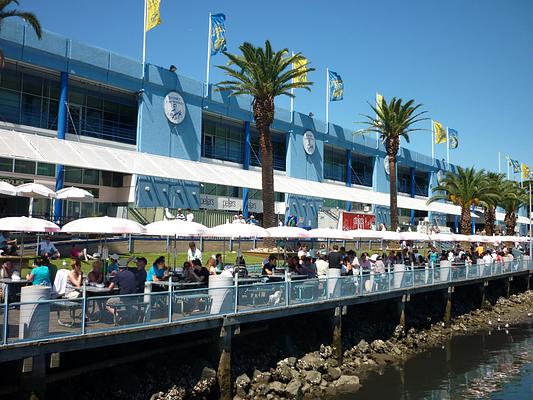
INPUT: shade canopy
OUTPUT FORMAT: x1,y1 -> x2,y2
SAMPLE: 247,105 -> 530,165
266,226 -> 310,239
16,183 -> 56,199
0,216 -> 60,233
381,231 -> 403,241
56,186 -> 94,201
207,223 -> 270,238
429,233 -> 455,242
307,228 -> 353,240
61,216 -> 146,234
0,181 -> 20,196
144,220 -> 209,237
399,231 -> 432,241
347,229 -> 384,239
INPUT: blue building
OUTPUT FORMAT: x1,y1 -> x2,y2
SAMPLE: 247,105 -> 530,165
0,19 -> 528,233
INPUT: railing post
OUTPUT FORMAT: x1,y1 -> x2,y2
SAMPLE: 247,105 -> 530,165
81,281 -> 87,335
411,267 -> 415,288
3,284 -> 8,345
285,269 -> 290,306
234,273 -> 239,314
168,277 -> 173,323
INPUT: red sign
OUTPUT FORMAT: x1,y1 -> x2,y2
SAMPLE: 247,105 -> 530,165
341,212 -> 375,231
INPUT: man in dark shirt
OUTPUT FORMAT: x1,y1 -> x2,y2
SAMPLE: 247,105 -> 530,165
327,245 -> 342,269
130,256 -> 147,293
262,255 -> 277,275
187,259 -> 209,285
106,262 -> 137,315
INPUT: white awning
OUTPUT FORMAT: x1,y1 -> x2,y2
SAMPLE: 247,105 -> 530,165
0,128 -> 462,215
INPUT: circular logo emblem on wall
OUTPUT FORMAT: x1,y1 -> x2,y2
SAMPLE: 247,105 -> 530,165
164,91 -> 186,124
303,130 -> 316,155
384,155 -> 390,175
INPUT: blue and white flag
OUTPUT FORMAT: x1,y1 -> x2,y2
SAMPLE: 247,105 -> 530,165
328,70 -> 344,101
210,13 -> 227,55
448,128 -> 459,149
510,158 -> 520,173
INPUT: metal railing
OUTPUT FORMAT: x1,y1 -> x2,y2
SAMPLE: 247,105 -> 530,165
1,259 -> 531,347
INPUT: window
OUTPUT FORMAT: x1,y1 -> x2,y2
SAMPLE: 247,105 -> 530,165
83,169 -> 100,185
37,163 -> 55,177
101,171 -> 124,187
64,166 -> 83,184
324,145 -> 346,182
14,160 -> 35,174
351,153 -> 373,187
250,129 -> 286,171
0,158 -> 13,172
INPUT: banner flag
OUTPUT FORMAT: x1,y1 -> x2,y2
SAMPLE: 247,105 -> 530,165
146,0 -> 161,32
448,128 -> 459,149
433,120 -> 447,144
210,13 -> 227,55
292,57 -> 308,83
328,70 -> 344,101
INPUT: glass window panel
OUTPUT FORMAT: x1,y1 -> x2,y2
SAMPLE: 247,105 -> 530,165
36,163 -> 55,177
85,108 -> 103,135
103,100 -> 119,114
69,86 -> 85,105
101,171 -> 112,187
43,78 -> 60,100
0,158 -> 13,172
22,73 -> 42,96
21,93 -> 43,127
112,172 -> 124,187
216,185 -> 228,197
0,89 -> 21,124
43,99 -> 59,131
14,160 -> 35,174
64,167 -> 83,184
86,93 -> 103,109
83,169 -> 100,185
0,67 -> 22,91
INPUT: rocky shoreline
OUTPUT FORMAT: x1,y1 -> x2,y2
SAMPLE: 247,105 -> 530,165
151,291 -> 533,400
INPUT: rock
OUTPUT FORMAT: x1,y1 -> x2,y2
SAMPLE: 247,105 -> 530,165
273,364 -> 293,383
325,357 -> 339,368
287,357 -> 297,367
392,345 -> 403,356
357,339 -> 370,353
269,381 -> 286,394
327,367 -> 342,380
393,324 -> 405,338
296,353 -> 325,371
304,370 -> 322,385
334,375 -> 361,394
370,339 -> 387,353
285,378 -> 302,398
199,367 -> 215,380
235,373 -> 251,397
319,344 -> 334,359
253,370 -> 271,384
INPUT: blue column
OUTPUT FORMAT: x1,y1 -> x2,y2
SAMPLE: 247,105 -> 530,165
53,72 -> 68,222
242,121 -> 251,218
471,206 -> 476,234
345,149 -> 352,211
409,167 -> 416,225
454,215 -> 459,233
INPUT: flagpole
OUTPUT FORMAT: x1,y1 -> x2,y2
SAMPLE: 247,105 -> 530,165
431,120 -> 435,163
142,0 -> 147,77
446,127 -> 450,165
507,156 -> 510,179
204,12 -> 212,98
326,68 -> 329,134
290,52 -> 294,124
498,152 -> 501,174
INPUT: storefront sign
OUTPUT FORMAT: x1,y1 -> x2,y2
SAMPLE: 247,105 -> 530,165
341,212 -> 375,230
199,194 -> 264,213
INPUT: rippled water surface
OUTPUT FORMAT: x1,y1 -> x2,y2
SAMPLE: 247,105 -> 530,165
341,324 -> 533,400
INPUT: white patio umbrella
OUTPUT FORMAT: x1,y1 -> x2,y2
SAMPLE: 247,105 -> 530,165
266,226 -> 310,239
307,228 -> 352,240
429,233 -> 456,242
207,223 -> 270,238
347,229 -> 384,239
0,216 -> 60,233
468,235 -> 492,244
381,231 -> 403,241
399,231 -> 431,241
16,183 -> 56,217
61,216 -> 146,234
0,181 -> 20,196
56,187 -> 94,201
451,233 -> 471,242
145,220 -> 209,236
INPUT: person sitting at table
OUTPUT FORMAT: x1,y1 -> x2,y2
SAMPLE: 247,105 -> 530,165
87,261 -> 104,284
300,256 -> 317,278
0,260 -> 15,279
187,242 -> 202,263
186,259 -> 209,284
63,259 -> 83,298
341,256 -> 352,276
38,236 -> 60,259
215,253 -> 224,274
146,256 -> 167,282
234,256 -> 248,278
26,258 -> 51,287
315,254 -> 329,277
128,256 -> 147,293
106,262 -> 137,317
206,256 -> 218,275
286,255 -> 300,274
262,255 -> 277,276
0,231 -> 17,255
108,253 -> 120,275
359,253 -> 372,273
70,243 -> 88,261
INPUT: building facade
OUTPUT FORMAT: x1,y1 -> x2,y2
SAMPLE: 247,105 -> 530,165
0,19 -> 528,233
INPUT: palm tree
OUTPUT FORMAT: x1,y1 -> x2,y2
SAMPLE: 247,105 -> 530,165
482,172 -> 506,236
428,167 -> 498,234
0,0 -> 42,68
500,180 -> 527,235
361,97 -> 427,230
217,41 -> 313,228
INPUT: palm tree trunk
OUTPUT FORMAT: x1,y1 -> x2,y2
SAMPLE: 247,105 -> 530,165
253,97 -> 276,243
460,206 -> 471,235
484,206 -> 496,236
504,212 -> 517,235
388,152 -> 398,231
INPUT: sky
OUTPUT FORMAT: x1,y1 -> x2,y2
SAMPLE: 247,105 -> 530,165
16,0 -> 533,177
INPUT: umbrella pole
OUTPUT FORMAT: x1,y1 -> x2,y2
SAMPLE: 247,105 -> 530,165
19,233 -> 24,271
173,235 -> 177,271
28,197 -> 34,217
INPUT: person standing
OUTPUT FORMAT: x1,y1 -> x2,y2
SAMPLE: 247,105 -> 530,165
327,245 -> 343,269
187,242 -> 202,263
175,208 -> 186,221
185,208 -> 194,222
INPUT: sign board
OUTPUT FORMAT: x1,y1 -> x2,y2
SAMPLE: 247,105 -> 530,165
199,194 -> 263,213
163,91 -> 186,124
341,212 -> 376,231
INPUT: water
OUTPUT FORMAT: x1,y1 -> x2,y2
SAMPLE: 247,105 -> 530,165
343,324 -> 533,400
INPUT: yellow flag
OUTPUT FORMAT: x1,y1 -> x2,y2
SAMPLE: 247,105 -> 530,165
145,0 -> 161,32
292,57 -> 308,83
433,120 -> 447,144
522,163 -> 531,180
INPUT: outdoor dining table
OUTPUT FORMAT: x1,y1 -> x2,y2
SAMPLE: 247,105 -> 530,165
0,278 -> 29,302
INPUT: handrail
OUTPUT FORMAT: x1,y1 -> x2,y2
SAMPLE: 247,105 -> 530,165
1,259 -> 531,347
